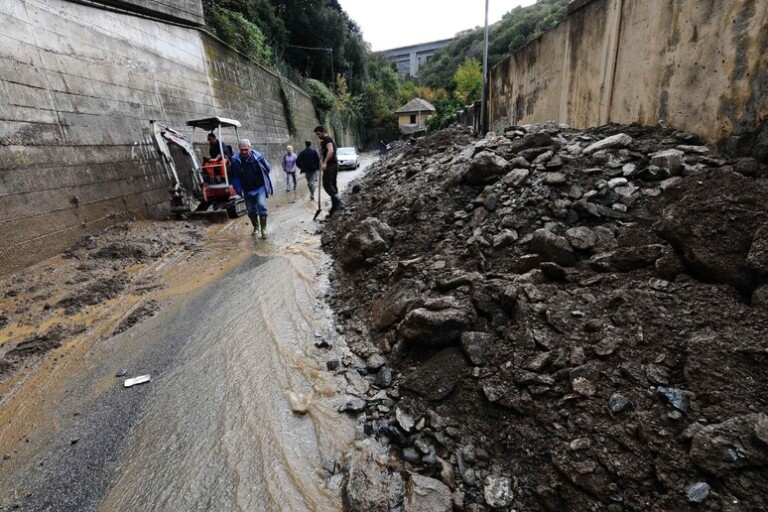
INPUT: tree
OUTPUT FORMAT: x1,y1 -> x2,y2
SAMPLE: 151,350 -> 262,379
454,58 -> 482,105
419,0 -> 569,90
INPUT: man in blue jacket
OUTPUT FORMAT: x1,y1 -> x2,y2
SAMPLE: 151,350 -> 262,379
230,139 -> 273,238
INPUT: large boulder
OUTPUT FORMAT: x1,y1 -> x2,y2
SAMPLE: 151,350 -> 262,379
689,413 -> 768,476
510,132 -> 557,153
656,171 -> 768,292
339,217 -> 394,270
403,474 -> 452,512
343,444 -> 405,512
463,151 -> 509,185
529,229 -> 576,267
583,133 -> 633,155
370,285 -> 419,331
398,297 -> 476,347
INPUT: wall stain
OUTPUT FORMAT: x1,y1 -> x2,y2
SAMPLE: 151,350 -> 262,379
732,0 -> 756,81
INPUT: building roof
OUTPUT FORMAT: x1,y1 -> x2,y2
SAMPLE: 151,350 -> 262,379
396,98 -> 436,114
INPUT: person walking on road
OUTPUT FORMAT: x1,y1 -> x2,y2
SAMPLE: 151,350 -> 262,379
230,139 -> 273,239
282,145 -> 298,192
314,125 -> 344,216
296,140 -> 320,201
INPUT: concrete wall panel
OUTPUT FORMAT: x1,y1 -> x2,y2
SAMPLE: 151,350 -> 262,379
1,0 -> 323,276
489,22 -> 568,131
488,0 -> 768,155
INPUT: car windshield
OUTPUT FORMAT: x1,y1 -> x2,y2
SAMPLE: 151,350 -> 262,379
338,148 -> 356,156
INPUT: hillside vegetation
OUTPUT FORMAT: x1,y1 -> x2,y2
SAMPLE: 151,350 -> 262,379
201,0 -> 570,143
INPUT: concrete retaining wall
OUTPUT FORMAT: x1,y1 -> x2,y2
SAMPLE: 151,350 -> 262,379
0,0 -> 323,276
488,0 -> 768,157
88,0 -> 204,25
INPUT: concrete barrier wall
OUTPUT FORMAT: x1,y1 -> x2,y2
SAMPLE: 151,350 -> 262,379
488,0 -> 768,156
88,0 -> 204,25
0,0 -> 321,275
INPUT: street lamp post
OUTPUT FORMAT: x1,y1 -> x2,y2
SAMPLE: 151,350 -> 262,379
480,0 -> 490,135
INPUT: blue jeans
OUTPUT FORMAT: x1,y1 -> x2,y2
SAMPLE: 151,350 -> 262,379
244,186 -> 268,217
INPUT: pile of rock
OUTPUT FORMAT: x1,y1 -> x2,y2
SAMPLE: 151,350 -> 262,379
324,123 -> 768,511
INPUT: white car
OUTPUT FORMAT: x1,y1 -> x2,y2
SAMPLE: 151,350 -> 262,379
337,147 -> 360,170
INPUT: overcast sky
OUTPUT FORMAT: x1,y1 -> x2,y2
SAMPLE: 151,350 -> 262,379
337,0 -> 538,51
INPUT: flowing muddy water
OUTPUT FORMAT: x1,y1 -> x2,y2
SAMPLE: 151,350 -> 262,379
100,208 -> 354,511
0,160 -> 373,511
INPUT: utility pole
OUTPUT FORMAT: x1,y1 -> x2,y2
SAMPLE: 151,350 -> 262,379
480,0 -> 490,135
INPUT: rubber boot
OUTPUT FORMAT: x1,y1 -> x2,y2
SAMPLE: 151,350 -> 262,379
249,216 -> 259,236
259,215 -> 268,239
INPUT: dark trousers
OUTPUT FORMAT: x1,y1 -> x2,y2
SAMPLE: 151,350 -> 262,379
322,164 -> 341,209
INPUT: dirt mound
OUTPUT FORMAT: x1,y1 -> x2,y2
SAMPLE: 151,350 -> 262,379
0,222 -> 202,382
324,123 -> 768,510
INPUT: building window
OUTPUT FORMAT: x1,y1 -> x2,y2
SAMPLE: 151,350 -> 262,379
410,114 -> 417,124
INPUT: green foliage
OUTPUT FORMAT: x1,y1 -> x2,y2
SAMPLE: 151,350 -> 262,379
419,0 -> 569,90
203,2 -> 273,64
200,0 -> 569,146
277,76 -> 297,136
454,58 -> 483,105
305,79 -> 335,122
426,97 -> 464,131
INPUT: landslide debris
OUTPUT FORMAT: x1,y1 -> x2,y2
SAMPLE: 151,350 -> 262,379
0,223 -> 202,380
324,123 -> 768,511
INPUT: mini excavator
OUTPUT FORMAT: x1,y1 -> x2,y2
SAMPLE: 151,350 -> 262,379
150,117 -> 247,222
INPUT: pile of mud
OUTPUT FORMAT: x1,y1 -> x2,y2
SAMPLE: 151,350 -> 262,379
323,123 -> 768,511
0,223 -> 201,380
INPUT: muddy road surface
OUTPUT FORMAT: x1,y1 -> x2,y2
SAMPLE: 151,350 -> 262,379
0,156 -> 376,511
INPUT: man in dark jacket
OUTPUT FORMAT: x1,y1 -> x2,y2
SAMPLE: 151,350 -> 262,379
314,125 -> 344,215
230,139 -> 273,238
296,140 -> 321,201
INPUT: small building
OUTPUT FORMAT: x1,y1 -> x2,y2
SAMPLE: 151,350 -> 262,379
396,98 -> 436,134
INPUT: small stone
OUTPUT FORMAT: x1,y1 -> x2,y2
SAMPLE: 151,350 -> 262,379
502,168 -> 530,188
569,438 -> 591,451
583,133 -> 633,155
572,377 -> 596,397
492,229 -> 519,249
402,447 -> 420,463
656,386 -> 689,412
115,369 -> 127,378
395,408 -> 415,432
484,476 -> 514,508
609,393 -> 631,413
544,172 -> 567,185
594,337 -> 619,356
608,177 -> 628,188
374,366 -> 393,388
366,354 -> 386,372
326,360 -> 341,371
686,482 -> 710,503
404,474 -> 453,512
338,396 -> 365,413
650,148 -> 685,175
565,226 -> 597,251
288,392 -> 310,415
315,337 -> 331,349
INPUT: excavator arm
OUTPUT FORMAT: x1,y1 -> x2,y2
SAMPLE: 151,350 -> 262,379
150,120 -> 204,199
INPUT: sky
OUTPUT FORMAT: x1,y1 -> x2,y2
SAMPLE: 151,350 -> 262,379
337,0 -> 538,51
